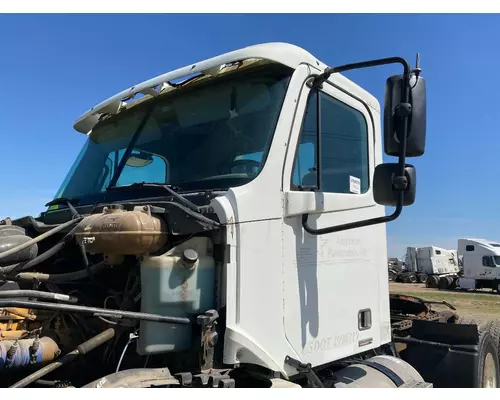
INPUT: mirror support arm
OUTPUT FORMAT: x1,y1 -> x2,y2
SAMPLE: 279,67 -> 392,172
303,57 -> 411,235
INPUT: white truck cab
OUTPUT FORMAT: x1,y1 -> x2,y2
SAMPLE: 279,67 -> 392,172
4,43 -> 498,389
62,43 -> 422,377
458,238 -> 500,292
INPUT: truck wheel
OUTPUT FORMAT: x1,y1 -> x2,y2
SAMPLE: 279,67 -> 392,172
458,318 -> 500,387
417,273 -> 427,284
405,273 -> 416,284
426,275 -> 439,288
438,276 -> 454,290
495,280 -> 500,294
476,331 -> 500,387
483,320 -> 500,354
388,270 -> 396,282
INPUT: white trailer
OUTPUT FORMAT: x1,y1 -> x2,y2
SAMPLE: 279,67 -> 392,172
457,238 -> 500,293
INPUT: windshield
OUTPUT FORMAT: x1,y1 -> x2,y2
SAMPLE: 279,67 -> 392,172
51,64 -> 292,207
494,256 -> 500,265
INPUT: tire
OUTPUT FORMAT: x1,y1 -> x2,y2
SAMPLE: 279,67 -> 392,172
426,275 -> 439,288
406,273 -> 417,284
417,273 -> 427,284
438,276 -> 453,290
458,318 -> 500,387
495,280 -> 500,294
388,270 -> 396,282
483,320 -> 500,354
475,331 -> 500,387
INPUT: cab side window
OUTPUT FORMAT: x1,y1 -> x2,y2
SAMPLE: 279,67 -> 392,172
483,256 -> 493,267
292,90 -> 369,194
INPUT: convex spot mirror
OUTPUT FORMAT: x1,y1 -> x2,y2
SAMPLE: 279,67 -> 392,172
125,152 -> 154,167
373,163 -> 416,207
384,74 -> 426,157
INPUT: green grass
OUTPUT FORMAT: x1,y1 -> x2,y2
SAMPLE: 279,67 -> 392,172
390,288 -> 500,305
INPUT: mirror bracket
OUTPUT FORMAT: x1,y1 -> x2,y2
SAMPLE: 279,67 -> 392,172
395,102 -> 412,118
393,175 -> 408,191
303,56 -> 415,236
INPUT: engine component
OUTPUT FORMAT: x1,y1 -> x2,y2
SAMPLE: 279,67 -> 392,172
0,290 -> 77,303
9,328 -> 116,388
0,307 -> 32,340
0,299 -> 191,325
0,217 -> 82,265
75,206 -> 168,257
138,236 -> 215,355
0,337 -> 60,370
0,234 -> 38,267
15,261 -> 108,282
0,225 -> 25,237
13,224 -> 82,273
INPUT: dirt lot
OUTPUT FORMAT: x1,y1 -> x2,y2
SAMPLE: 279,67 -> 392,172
389,282 -> 500,323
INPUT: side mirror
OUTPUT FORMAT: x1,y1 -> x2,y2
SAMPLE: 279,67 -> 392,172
384,74 -> 426,157
125,152 -> 154,167
374,163 -> 416,206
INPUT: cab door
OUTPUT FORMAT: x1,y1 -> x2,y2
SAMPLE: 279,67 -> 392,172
280,77 -> 389,367
482,256 -> 496,280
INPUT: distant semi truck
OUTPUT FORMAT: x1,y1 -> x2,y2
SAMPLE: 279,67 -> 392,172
389,246 -> 460,288
457,238 -> 500,293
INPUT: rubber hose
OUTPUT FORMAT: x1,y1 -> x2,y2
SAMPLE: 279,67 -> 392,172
9,328 -> 115,388
0,263 -> 21,275
0,290 -> 78,303
19,224 -> 80,271
0,217 -> 82,262
0,299 -> 191,324
15,261 -> 107,282
0,226 -> 79,275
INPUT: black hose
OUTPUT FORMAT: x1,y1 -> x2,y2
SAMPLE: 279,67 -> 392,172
0,225 -> 80,276
0,263 -> 21,275
78,241 -> 95,283
15,261 -> 108,282
0,299 -> 191,324
10,328 -> 116,388
20,225 -> 80,271
0,290 -> 78,303
0,217 -> 82,262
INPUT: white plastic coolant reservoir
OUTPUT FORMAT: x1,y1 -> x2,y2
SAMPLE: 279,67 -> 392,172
137,236 -> 215,355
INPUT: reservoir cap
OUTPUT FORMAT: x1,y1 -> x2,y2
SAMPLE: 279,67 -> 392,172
182,249 -> 199,267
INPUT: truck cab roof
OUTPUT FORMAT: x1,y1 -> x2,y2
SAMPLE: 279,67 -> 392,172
73,42 -> 380,135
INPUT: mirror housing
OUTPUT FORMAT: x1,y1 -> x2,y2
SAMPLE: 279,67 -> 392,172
374,163 -> 416,206
125,152 -> 154,167
384,74 -> 426,157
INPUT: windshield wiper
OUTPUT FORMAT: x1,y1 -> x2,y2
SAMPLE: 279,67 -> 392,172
108,107 -> 154,188
106,182 -> 200,214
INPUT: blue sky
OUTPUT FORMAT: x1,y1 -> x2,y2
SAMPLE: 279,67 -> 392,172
0,14 -> 498,257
